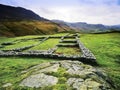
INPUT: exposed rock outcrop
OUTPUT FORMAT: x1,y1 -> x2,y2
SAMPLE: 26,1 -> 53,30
18,61 -> 113,90
20,73 -> 58,88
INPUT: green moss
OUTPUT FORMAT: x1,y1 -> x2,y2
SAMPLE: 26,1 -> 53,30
53,84 -> 68,90
58,77 -> 67,84
45,67 -> 67,77
40,86 -> 54,90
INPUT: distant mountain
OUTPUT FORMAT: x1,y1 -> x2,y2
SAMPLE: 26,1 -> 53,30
0,4 -> 72,37
52,20 -> 120,33
110,25 -> 120,29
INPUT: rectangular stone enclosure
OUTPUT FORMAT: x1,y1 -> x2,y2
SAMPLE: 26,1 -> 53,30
0,33 -> 96,64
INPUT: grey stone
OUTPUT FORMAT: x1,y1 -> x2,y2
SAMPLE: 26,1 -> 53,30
67,77 -> 110,90
84,78 -> 102,90
20,73 -> 58,88
67,78 -> 84,89
61,61 -> 95,79
34,63 -> 60,74
60,60 -> 82,69
2,83 -> 12,88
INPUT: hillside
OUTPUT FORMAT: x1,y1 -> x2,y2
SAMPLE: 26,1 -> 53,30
0,4 -> 72,37
0,4 -> 47,21
0,20 -> 71,37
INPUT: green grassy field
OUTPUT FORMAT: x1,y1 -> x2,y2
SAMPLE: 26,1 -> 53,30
63,38 -> 76,41
55,47 -> 81,56
80,33 -> 120,89
0,32 -> 119,89
0,33 -> 64,45
0,35 -> 43,45
28,38 -> 60,50
58,43 -> 77,45
50,33 -> 69,36
0,39 -> 40,50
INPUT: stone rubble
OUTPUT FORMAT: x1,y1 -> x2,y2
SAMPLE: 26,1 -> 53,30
2,83 -> 12,88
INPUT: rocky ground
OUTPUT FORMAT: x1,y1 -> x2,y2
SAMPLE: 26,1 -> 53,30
6,60 -> 113,90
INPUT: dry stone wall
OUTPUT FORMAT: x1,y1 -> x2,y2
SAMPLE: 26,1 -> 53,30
0,33 -> 97,64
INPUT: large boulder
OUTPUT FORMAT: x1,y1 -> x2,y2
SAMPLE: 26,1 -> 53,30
20,73 -> 58,88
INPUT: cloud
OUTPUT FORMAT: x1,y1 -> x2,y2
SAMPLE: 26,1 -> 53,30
0,0 -> 120,25
33,4 -> 120,25
78,0 -> 119,5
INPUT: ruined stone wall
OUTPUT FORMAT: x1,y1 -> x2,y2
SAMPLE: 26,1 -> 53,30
0,33 -> 97,64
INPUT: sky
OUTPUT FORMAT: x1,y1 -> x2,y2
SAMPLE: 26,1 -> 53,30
0,0 -> 120,25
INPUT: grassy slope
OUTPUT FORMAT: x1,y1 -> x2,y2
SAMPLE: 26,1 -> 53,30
0,20 -> 70,37
80,33 -> 120,89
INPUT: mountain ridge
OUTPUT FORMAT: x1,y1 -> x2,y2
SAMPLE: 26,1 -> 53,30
52,20 -> 120,33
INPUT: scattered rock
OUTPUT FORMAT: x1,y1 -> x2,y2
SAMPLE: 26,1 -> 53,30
2,83 -> 12,88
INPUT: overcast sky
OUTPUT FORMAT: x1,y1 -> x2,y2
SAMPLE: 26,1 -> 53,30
0,0 -> 120,25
